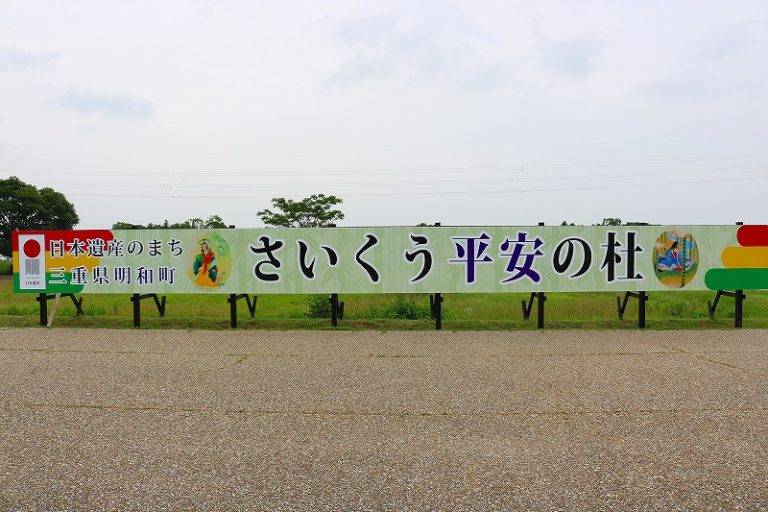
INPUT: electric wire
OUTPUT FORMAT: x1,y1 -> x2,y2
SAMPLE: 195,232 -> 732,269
3,151 -> 768,177
61,174 -> 768,200
17,164 -> 767,189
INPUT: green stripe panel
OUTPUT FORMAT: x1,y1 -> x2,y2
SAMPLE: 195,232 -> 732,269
12,272 -> 83,294
705,268 -> 768,290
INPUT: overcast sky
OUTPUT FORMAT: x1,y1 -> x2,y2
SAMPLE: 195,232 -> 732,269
1,0 -> 767,229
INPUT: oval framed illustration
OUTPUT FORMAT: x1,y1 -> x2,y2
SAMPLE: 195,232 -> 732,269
653,230 -> 699,288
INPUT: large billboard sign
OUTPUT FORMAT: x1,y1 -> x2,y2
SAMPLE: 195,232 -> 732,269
11,225 -> 768,294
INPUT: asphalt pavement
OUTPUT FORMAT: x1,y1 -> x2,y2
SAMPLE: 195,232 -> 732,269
1,327 -> 768,511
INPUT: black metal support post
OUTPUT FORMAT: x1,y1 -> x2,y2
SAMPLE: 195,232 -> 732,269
228,294 -> 257,328
430,293 -> 443,330
521,293 -> 533,320
735,289 -> 745,328
36,293 -> 85,326
329,293 -> 344,327
616,291 -> 649,328
708,290 -> 722,318
521,292 -> 546,329
708,290 -> 746,328
536,292 -> 546,329
37,293 -> 47,326
131,293 -> 166,328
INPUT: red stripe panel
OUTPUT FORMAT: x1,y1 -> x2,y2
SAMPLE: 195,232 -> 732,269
12,230 -> 114,252
737,225 -> 768,247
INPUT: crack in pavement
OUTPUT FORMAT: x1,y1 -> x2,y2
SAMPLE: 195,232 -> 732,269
0,346 -> 680,359
650,342 -> 763,376
4,402 -> 768,418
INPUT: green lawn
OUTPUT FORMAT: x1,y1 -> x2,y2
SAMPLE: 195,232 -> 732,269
1,276 -> 767,330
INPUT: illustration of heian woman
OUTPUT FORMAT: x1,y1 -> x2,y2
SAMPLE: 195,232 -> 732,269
657,240 -> 684,272
193,239 -> 219,286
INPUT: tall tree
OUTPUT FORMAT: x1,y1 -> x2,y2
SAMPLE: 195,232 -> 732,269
257,194 -> 344,227
202,214 -> 227,229
0,177 -> 79,257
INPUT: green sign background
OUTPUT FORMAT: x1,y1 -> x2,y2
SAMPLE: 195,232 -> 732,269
13,226 -> 740,294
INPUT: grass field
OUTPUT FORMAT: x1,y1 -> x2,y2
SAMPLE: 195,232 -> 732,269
1,276 -> 767,330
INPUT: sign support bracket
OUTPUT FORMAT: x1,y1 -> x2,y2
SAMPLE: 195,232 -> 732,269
228,294 -> 257,328
329,294 -> 344,327
617,291 -> 648,328
35,292 -> 84,326
47,293 -> 61,327
522,292 -> 546,328
131,293 -> 166,328
430,293 -> 444,330
708,290 -> 746,328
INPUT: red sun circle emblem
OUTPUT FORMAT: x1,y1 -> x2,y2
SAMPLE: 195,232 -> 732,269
23,239 -> 42,258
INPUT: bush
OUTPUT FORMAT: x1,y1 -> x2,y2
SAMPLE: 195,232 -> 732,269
306,294 -> 332,318
0,260 -> 11,275
370,294 -> 431,320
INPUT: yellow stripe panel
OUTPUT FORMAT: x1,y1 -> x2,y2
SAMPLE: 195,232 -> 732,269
722,246 -> 768,268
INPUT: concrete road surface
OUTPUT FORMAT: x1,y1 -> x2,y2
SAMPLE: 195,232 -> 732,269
1,328 -> 768,511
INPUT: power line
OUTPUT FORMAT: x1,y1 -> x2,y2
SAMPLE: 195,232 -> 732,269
5,164 -> 767,187
4,152 -> 768,178
63,174 -> 768,200
17,164 -> 768,189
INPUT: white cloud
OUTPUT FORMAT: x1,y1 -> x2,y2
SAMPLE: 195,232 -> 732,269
539,36 -> 601,79
60,92 -> 155,120
0,47 -> 59,72
0,0 -> 766,228
321,3 -> 511,91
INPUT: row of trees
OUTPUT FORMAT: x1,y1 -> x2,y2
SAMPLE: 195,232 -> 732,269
112,215 -> 229,230
561,218 -> 651,227
0,177 -> 347,257
110,194 -> 346,231
1,175 -> 647,259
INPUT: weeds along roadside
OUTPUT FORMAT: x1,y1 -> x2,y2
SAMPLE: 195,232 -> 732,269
1,276 -> 767,329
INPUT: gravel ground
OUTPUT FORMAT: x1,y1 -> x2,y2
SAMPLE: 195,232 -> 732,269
1,327 -> 768,511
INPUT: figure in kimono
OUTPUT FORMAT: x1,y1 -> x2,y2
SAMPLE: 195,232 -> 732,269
657,240 -> 683,271
193,239 -> 218,286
